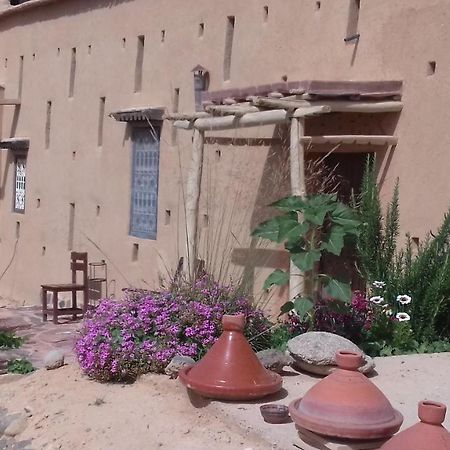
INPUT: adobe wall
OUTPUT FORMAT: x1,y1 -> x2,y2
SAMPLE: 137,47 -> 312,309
0,0 -> 449,306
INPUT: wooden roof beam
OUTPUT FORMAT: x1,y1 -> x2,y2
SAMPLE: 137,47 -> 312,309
0,98 -> 21,105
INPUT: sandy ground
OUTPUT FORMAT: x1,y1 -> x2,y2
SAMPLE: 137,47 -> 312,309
1,353 -> 449,450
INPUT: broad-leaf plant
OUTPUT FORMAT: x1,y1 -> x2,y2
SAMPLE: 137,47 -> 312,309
252,194 -> 360,323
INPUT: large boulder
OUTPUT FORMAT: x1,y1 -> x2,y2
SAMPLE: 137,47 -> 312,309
44,350 -> 65,370
287,331 -> 375,376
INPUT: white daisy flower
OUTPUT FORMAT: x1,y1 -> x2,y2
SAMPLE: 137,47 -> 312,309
396,294 -> 412,305
372,281 -> 386,289
369,296 -> 384,305
396,312 -> 411,322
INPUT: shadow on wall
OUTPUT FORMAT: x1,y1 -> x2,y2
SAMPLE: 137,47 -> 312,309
0,0 -> 136,30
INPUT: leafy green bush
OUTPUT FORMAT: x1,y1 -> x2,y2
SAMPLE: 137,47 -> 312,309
252,193 -> 360,321
0,332 -> 23,349
7,359 -> 34,374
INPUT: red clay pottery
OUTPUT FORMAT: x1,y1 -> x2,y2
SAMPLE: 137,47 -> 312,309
380,400 -> 450,449
179,314 -> 282,400
289,350 -> 403,440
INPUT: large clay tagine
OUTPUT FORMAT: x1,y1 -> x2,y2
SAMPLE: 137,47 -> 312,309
381,400 -> 450,449
289,350 -> 403,440
179,314 -> 282,400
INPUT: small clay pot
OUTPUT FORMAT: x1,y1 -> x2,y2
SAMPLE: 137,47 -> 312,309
260,404 -> 290,424
380,400 -> 450,449
179,314 -> 282,400
289,350 -> 403,440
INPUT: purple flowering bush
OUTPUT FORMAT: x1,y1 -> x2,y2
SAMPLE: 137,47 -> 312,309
75,274 -> 272,382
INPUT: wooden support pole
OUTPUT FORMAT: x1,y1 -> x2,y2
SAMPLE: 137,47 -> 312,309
163,111 -> 210,120
185,129 -> 205,280
204,104 -> 260,116
289,117 -> 306,300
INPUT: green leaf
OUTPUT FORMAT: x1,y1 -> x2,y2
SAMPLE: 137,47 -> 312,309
270,196 -> 306,212
285,237 -> 305,253
322,227 -> 345,256
263,269 -> 289,290
278,216 -> 309,242
303,206 -> 328,226
279,301 -> 294,315
331,217 -> 361,235
251,216 -> 283,241
291,250 -> 321,272
323,278 -> 352,302
293,297 -> 314,320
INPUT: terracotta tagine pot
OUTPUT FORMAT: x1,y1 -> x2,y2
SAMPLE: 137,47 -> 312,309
380,400 -> 450,449
179,314 -> 282,400
289,350 -> 403,440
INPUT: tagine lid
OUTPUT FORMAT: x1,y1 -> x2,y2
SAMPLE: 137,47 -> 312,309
289,350 -> 403,440
380,400 -> 450,449
179,314 -> 282,400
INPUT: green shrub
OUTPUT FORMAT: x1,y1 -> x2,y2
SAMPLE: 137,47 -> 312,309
0,332 -> 23,349
7,359 -> 34,374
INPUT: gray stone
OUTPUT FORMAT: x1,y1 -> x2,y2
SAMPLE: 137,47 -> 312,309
4,416 -> 27,437
44,350 -> 65,370
256,349 -> 293,374
287,331 -> 375,376
164,355 -> 195,378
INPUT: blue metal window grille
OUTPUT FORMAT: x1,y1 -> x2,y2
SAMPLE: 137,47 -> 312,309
130,126 -> 160,239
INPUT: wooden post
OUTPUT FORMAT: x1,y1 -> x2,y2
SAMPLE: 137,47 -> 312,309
289,117 -> 306,300
185,128 -> 205,280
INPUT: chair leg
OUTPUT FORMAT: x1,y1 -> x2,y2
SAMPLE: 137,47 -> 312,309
42,289 -> 47,322
72,289 -> 77,320
52,290 -> 58,325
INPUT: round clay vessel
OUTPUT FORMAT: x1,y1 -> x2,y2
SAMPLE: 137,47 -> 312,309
289,350 -> 403,440
179,314 -> 282,400
380,401 -> 450,449
260,404 -> 290,424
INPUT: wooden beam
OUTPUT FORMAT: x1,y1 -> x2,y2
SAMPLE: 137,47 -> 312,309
302,135 -> 398,145
194,109 -> 290,131
163,111 -> 210,120
252,97 -> 403,113
204,104 -> 260,116
173,120 -> 195,130
185,129 -> 205,280
293,105 -> 331,117
0,99 -> 21,105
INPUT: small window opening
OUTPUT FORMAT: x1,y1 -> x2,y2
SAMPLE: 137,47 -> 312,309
346,0 -> 360,42
96,205 -> 101,216
193,67 -> 209,112
427,61 -> 436,76
132,243 -> 139,261
57,48 -> 61,56
122,38 -> 126,48
72,151 -> 76,160
134,35 -> 145,92
4,58 -> 7,68
13,157 -> 26,213
32,53 -> 36,61
69,47 -> 77,97
37,198 -> 41,208
215,149 -> 221,160
223,16 -> 235,81
172,88 -> 180,144
161,30 -> 166,42
68,203 -> 75,251
203,214 -> 209,227
263,6 -> 269,21
98,97 -> 106,147
42,246 -> 46,256
45,100 -> 52,149
15,222 -> 20,239
165,209 -> 171,225
198,23 -> 205,37
18,55 -> 24,98
88,45 -> 92,55
316,1 -> 321,10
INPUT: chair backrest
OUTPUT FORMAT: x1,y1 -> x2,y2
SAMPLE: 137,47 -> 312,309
70,252 -> 88,286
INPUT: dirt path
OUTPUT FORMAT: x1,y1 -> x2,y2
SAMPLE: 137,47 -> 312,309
0,364 -> 274,450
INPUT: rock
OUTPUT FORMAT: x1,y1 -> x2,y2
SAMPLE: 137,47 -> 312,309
256,349 -> 293,374
44,350 -> 65,370
164,355 -> 195,378
4,416 -> 27,437
287,331 -> 375,376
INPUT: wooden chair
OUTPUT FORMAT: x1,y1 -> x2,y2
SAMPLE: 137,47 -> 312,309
41,252 -> 89,324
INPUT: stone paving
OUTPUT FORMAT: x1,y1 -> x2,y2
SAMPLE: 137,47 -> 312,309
0,305 -> 81,369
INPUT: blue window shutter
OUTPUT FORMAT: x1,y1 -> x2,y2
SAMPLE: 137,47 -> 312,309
130,126 -> 160,239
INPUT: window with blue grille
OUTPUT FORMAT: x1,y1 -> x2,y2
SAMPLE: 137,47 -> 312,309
129,126 -> 160,239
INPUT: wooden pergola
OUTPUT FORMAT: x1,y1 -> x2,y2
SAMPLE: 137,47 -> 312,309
164,80 -> 403,298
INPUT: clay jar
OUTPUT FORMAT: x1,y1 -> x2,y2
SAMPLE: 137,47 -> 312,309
289,350 -> 403,440
380,401 -> 450,449
179,314 -> 282,400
